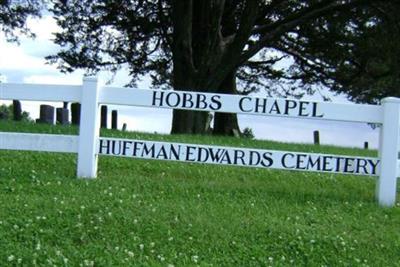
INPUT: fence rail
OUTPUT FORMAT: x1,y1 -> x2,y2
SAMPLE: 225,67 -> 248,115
1,77 -> 399,207
1,82 -> 383,123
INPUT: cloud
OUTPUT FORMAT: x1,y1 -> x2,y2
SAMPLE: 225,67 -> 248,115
22,73 -> 83,85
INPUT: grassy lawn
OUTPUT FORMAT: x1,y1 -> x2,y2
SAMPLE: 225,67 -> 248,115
0,121 -> 399,266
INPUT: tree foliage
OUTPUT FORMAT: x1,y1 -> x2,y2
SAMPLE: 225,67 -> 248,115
0,0 -> 44,42
48,0 -> 400,134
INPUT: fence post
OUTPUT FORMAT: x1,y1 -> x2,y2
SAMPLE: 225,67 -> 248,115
377,97 -> 400,206
77,77 -> 100,178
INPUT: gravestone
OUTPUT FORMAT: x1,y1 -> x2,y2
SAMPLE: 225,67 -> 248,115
13,100 -> 22,121
111,110 -> 118,130
36,105 -> 55,124
313,130 -> 320,145
71,103 -> 81,125
364,142 -> 369,149
56,108 -> 69,125
101,105 -> 108,128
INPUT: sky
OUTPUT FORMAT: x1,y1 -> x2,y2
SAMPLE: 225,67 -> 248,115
0,16 -> 380,149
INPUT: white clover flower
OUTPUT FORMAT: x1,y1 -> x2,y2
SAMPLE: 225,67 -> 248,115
191,255 -> 199,263
7,255 -> 15,261
84,259 -> 94,266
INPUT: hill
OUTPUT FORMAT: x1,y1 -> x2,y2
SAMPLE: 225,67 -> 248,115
0,121 -> 398,266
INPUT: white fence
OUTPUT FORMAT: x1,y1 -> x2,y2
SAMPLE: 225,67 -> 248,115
1,77 -> 399,206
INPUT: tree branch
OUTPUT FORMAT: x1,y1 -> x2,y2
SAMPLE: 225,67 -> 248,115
239,0 -> 369,65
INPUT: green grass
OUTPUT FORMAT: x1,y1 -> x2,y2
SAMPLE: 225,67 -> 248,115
0,120 -> 399,266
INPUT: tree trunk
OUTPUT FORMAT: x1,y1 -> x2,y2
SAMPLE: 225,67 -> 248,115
213,71 -> 241,136
171,109 -> 209,134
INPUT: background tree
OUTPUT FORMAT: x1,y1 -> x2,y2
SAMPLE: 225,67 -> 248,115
48,0 -> 397,136
0,0 -> 44,42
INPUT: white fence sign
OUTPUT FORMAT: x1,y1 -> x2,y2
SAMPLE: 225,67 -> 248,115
99,138 -> 380,176
1,77 -> 399,206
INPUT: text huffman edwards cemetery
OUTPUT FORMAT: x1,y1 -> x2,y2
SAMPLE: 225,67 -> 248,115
151,91 -> 324,118
99,139 -> 379,176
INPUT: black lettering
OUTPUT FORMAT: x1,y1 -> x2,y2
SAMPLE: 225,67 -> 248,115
185,146 -> 197,161
269,101 -> 281,115
355,159 -> 369,175
284,100 -> 297,115
249,151 -> 261,166
132,142 -> 143,157
368,159 -> 380,175
312,102 -> 324,118
307,156 -> 321,171
296,154 -> 307,170
255,98 -> 267,113
122,141 -> 132,156
183,93 -> 194,109
334,157 -> 345,172
210,95 -> 222,111
209,148 -> 225,162
322,156 -> 333,172
298,101 -> 310,117
197,147 -> 209,162
234,150 -> 246,165
343,158 -> 355,173
169,144 -> 181,160
99,139 -> 110,155
261,152 -> 273,167
152,91 -> 164,106
220,151 -> 232,164
111,140 -> 122,155
239,97 -> 252,112
142,143 -> 156,158
156,145 -> 168,159
166,92 -> 180,107
196,94 -> 207,109
281,153 -> 295,169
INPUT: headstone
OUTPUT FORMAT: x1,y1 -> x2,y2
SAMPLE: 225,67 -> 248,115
101,105 -> 108,128
231,128 -> 240,138
56,108 -> 69,125
13,100 -> 22,121
313,130 -> 320,145
364,142 -> 369,150
111,110 -> 118,130
71,103 -> 81,125
205,113 -> 213,133
37,105 -> 55,124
